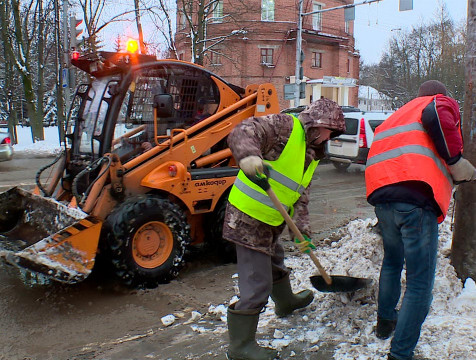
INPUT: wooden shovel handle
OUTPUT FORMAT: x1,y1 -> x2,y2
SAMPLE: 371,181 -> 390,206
265,187 -> 333,285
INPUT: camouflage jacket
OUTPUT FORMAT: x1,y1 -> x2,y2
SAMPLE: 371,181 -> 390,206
222,113 -> 324,255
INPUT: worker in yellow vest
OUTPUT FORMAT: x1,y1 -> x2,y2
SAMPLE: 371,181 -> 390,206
366,80 -> 476,360
223,98 -> 345,360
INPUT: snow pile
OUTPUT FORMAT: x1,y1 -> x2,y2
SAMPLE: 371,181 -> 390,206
205,216 -> 474,360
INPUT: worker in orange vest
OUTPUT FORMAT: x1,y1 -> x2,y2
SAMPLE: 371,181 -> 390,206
365,80 -> 476,360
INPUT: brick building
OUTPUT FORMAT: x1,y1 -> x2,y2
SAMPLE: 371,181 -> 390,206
175,0 -> 359,109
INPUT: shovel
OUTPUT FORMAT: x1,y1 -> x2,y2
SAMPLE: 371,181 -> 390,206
253,174 -> 372,293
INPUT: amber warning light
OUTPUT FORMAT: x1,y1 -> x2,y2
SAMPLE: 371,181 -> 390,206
126,39 -> 139,54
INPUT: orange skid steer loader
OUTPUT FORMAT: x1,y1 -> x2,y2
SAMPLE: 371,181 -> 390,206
0,51 -> 279,287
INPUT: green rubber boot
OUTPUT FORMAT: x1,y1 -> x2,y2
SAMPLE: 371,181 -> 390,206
271,273 -> 314,318
226,304 -> 278,360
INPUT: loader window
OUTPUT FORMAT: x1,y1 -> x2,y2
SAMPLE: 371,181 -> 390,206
66,84 -> 89,141
79,79 -> 111,155
111,63 -> 221,163
120,64 -> 220,134
66,77 -> 115,158
112,89 -> 156,162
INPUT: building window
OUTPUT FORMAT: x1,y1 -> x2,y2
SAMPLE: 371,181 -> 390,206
261,0 -> 275,21
312,52 -> 322,68
210,51 -> 221,65
178,52 -> 184,61
347,58 -> 351,73
260,48 -> 274,66
211,0 -> 223,23
178,1 -> 192,29
179,11 -> 186,29
345,20 -> 350,33
312,2 -> 322,30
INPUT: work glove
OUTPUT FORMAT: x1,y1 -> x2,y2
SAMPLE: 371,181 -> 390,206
448,157 -> 476,183
294,235 -> 316,254
239,155 -> 264,178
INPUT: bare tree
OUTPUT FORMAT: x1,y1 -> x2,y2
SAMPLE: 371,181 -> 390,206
3,0 -> 45,141
0,0 -> 19,142
361,5 -> 465,107
74,0 -> 140,53
140,0 -> 178,58
133,0 -> 146,53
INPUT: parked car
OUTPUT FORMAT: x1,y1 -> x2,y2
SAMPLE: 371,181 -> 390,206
325,111 -> 393,171
0,130 -> 13,161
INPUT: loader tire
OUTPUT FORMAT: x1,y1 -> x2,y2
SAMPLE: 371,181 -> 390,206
105,195 -> 191,287
205,198 -> 236,263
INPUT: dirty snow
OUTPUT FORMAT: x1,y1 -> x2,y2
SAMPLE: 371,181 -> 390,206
200,216 -> 475,359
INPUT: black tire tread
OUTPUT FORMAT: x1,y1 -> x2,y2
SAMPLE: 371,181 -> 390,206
104,195 -> 191,287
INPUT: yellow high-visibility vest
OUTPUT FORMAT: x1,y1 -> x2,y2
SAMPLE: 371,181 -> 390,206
228,115 -> 318,226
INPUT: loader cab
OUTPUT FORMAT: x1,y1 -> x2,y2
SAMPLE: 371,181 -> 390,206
66,58 -> 224,165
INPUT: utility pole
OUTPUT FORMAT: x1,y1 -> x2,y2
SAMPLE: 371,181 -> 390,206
62,0 -> 70,113
451,0 -> 476,281
54,0 -> 65,141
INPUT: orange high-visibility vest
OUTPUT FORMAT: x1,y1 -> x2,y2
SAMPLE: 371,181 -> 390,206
365,95 -> 454,223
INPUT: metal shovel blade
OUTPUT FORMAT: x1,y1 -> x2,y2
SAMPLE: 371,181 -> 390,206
310,275 -> 373,293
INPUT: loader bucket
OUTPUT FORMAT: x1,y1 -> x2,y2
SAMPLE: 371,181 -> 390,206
0,187 -> 102,284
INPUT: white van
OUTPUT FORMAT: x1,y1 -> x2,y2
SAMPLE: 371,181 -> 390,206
325,111 -> 394,171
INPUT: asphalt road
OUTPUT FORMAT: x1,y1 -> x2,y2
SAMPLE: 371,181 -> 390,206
0,159 -> 375,360
0,153 -> 58,192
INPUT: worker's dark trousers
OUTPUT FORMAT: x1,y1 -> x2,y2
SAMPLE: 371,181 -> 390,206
234,243 -> 289,311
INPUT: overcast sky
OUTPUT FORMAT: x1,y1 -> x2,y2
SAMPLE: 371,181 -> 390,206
354,0 -> 468,65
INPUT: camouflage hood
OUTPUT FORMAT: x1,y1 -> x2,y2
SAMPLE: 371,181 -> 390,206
298,99 -> 345,134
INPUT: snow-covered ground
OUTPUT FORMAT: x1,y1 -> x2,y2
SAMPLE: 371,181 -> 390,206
11,125 -> 476,359
12,125 -> 62,156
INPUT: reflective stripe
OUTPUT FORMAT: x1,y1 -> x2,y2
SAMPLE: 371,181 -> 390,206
268,168 -> 300,192
234,177 -> 289,211
374,123 -> 425,142
367,144 -> 453,185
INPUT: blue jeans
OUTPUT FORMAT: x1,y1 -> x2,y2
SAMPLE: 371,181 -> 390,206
375,202 -> 438,360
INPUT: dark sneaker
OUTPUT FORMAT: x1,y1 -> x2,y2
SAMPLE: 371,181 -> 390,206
376,316 -> 397,339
